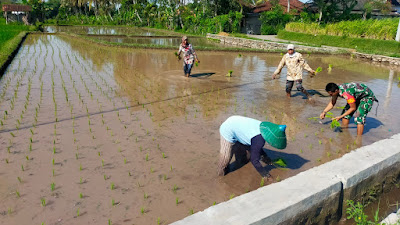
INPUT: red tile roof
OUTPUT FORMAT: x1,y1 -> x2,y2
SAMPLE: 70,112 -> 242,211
253,0 -> 304,13
2,4 -> 32,12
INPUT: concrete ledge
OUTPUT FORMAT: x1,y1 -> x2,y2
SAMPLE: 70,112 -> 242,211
171,134 -> 400,225
172,169 -> 342,225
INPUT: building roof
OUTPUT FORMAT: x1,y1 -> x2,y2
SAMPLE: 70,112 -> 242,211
253,0 -> 304,13
2,4 -> 32,12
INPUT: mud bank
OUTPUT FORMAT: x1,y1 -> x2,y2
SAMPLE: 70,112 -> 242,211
171,133 -> 400,225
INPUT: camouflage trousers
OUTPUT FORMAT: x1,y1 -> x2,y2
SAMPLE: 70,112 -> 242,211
342,97 -> 374,125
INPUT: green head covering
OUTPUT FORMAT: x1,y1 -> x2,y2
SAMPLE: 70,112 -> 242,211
260,122 -> 287,150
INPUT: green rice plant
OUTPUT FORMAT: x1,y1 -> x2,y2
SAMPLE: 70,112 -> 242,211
108,219 -> 111,225
171,165 -> 173,171
226,70 -> 233,77
260,177 -> 265,187
129,172 -> 132,176
111,183 -> 115,190
162,152 -> 166,159
163,174 -> 167,180
319,140 -> 322,145
141,207 -> 145,214
79,164 -> 82,171
189,209 -> 194,215
76,208 -> 80,217
21,165 -> 24,171
157,217 -> 161,225
304,134 -> 307,138
317,158 -> 321,162
327,152 -> 331,157
346,144 -> 350,150
98,152 -> 101,157
10,132 -> 15,137
26,156 -> 29,161
52,169 -> 55,176
8,207 -> 12,215
51,182 -> 55,191
104,175 -> 107,180
330,119 -> 341,129
124,158 -> 127,164
16,190 -> 20,198
144,193 -> 148,199
112,199 -> 115,206
309,144 -> 313,150
41,198 -> 46,206
276,176 -> 281,182
145,154 -> 149,161
53,147 -> 56,154
273,158 -> 288,167
29,144 -> 32,151
5,158 -> 9,164
52,158 -> 55,165
102,159 -> 104,167
176,197 -> 179,205
79,193 -> 83,199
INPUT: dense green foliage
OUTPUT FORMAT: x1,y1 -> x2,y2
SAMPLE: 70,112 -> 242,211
285,19 -> 399,40
277,30 -> 400,57
259,4 -> 292,35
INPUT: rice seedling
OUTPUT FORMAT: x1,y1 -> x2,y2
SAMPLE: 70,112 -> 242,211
80,177 -> 83,184
189,209 -> 194,215
173,185 -> 178,193
8,208 -> 12,215
317,158 -> 321,162
315,67 -> 322,74
79,193 -> 83,199
145,154 -> 149,161
276,176 -> 281,182
327,152 -> 331,157
104,175 -> 107,180
26,156 -> 29,161
309,144 -> 313,150
79,164 -> 82,171
10,132 -> 15,137
319,140 -> 322,145
52,158 -> 55,165
129,172 -> 132,176
171,165 -> 173,171
330,119 -> 341,129
51,182 -> 55,191
162,152 -> 166,159
21,165 -> 24,171
111,183 -> 115,190
41,198 -> 46,206
141,207 -> 145,214
273,158 -> 288,167
226,70 -> 233,77
124,158 -> 127,164
76,208 -> 80,217
157,217 -> 161,225
260,177 -> 265,187
5,159 -> 9,164
16,190 -> 20,198
102,159 -> 104,167
144,193 -> 148,199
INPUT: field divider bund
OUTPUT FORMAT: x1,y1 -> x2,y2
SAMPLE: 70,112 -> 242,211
171,133 -> 400,225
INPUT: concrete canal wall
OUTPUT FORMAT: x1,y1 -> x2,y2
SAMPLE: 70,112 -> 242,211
171,133 -> 400,225
207,34 -> 400,65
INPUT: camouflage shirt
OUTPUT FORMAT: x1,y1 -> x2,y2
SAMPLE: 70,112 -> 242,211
274,52 -> 313,81
338,82 -> 376,104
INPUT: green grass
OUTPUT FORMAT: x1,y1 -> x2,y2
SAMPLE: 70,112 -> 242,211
277,30 -> 400,58
0,19 -> 32,71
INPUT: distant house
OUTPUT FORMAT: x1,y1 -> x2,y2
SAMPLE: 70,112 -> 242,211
2,4 -> 32,25
241,0 -> 304,35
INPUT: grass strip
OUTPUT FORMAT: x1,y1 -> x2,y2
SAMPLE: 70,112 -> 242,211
0,31 -> 28,76
277,30 -> 400,58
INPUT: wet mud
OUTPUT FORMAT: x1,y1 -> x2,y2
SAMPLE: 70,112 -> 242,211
0,34 -> 399,225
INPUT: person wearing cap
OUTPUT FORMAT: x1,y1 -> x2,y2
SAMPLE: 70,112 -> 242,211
320,82 -> 378,136
217,115 -> 287,180
272,44 -> 316,99
177,36 -> 200,77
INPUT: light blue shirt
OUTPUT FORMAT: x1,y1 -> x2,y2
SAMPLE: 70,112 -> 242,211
219,116 -> 262,145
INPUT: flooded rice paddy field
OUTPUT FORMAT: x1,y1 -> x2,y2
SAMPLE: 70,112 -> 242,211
45,26 -> 172,36
0,34 -> 399,225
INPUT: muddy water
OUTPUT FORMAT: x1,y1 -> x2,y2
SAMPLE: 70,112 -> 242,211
92,36 -> 223,48
0,34 -> 399,225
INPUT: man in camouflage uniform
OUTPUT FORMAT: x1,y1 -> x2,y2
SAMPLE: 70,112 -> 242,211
320,82 -> 378,136
272,44 -> 316,99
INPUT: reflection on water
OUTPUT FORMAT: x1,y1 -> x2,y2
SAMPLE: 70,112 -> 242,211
92,36 -> 223,48
44,25 -> 170,36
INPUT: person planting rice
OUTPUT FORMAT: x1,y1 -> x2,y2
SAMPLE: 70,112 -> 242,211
217,116 -> 287,180
272,44 -> 316,99
177,36 -> 200,77
320,82 -> 378,136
